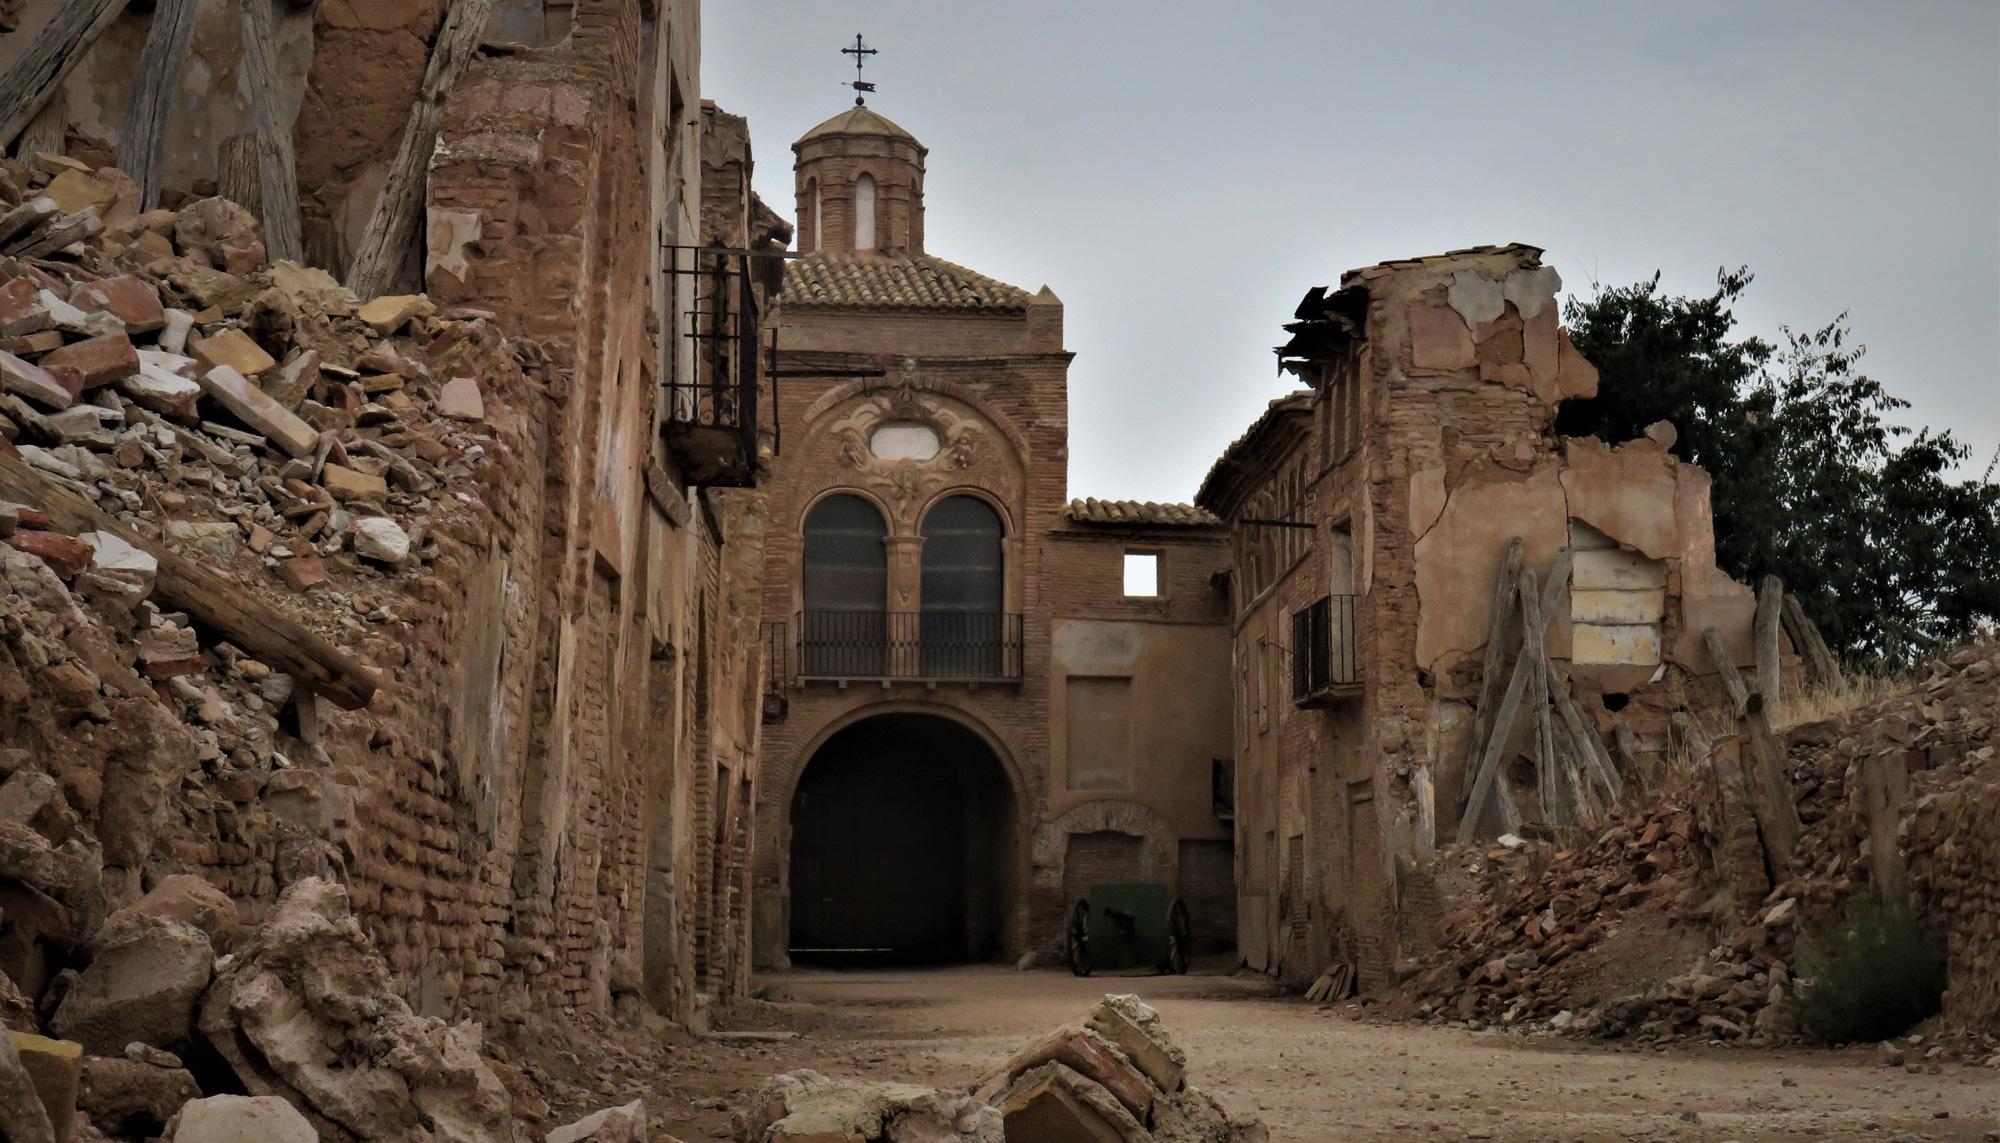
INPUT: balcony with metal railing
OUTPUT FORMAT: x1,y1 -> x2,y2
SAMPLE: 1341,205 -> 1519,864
1291,594 -> 1361,705
770,610 -> 1025,685
661,245 -> 763,488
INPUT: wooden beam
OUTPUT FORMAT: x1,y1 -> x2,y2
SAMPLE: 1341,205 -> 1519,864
238,0 -> 303,264
0,450 -> 381,710
1742,707 -> 1801,866
117,0 -> 200,210
344,0 -> 496,298
1458,574 -> 1533,845
1781,593 -> 1841,690
1860,748 -> 1908,903
15,86 -> 68,163
1552,669 -> 1622,801
1754,574 -> 1784,715
1460,537 -> 1522,816
1537,546 -> 1572,627
0,0 -> 129,151
1520,567 -> 1563,828
1700,627 -> 1757,718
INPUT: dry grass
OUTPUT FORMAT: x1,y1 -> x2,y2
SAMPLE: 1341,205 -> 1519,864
1772,671 -> 1904,731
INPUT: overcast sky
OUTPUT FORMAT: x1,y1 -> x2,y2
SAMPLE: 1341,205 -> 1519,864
704,1 -> 2000,504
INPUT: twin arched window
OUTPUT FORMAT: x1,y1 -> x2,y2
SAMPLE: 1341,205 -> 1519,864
800,494 -> 1003,676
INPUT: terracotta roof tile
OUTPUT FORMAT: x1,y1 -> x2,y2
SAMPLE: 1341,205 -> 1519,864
781,253 -> 1033,312
1064,498 -> 1221,528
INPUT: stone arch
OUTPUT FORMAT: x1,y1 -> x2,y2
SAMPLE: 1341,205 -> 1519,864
796,484 -> 895,537
761,700 -> 1033,965
774,699 -> 1030,822
917,484 -> 1017,538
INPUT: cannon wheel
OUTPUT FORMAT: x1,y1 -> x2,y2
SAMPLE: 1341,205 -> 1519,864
1065,899 -> 1092,977
1163,899 -> 1192,975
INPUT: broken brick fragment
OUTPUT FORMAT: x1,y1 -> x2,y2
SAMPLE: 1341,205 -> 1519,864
5,530 -> 94,579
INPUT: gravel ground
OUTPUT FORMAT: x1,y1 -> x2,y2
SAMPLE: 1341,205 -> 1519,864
653,965 -> 2000,1142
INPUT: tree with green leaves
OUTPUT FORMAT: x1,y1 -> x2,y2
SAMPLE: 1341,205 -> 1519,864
1557,269 -> 2000,667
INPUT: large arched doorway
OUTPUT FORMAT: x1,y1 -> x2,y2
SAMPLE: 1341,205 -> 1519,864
789,712 -> 1017,965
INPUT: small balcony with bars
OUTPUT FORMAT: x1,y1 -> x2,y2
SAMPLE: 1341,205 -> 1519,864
1291,594 -> 1361,706
661,246 -> 764,488
767,610 -> 1025,687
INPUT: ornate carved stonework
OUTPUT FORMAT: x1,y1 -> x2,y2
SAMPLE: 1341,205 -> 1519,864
826,377 -> 988,514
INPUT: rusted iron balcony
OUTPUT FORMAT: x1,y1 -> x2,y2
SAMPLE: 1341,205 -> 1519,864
783,610 -> 1024,683
662,245 -> 761,488
1292,594 -> 1361,705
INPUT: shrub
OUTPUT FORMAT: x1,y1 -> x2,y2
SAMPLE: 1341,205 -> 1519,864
1792,899 -> 1947,1044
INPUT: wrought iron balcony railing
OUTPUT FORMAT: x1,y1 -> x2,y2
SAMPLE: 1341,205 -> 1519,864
662,245 -> 761,487
780,610 -> 1024,683
1291,594 -> 1361,704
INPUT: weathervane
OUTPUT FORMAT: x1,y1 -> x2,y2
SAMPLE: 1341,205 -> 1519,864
842,33 -> 877,105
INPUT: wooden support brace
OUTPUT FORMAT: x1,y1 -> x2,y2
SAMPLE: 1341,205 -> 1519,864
344,0 -> 497,298
1458,566 -> 1534,845
1781,593 -> 1842,689
117,0 -> 200,210
1701,627 -> 1758,718
1552,671 -> 1622,801
0,450 -> 380,710
1520,567 -> 1563,829
0,0 -> 129,150
1460,537 -> 1523,817
1754,574 -> 1784,714
238,0 -> 303,264
1860,748 -> 1909,903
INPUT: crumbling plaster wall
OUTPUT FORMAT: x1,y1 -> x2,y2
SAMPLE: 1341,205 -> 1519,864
1211,245 -> 1762,991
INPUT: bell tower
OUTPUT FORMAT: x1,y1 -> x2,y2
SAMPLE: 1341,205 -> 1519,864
793,106 -> 927,258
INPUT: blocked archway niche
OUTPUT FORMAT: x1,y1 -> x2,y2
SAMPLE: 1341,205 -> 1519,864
788,712 -> 1020,965
1031,801 -> 1178,925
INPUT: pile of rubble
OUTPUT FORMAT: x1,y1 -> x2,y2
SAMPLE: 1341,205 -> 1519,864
744,995 -> 1265,1143
1403,640 -> 2000,1051
0,155 -> 661,1141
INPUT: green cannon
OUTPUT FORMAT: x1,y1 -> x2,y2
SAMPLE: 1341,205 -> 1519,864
1063,883 -> 1192,977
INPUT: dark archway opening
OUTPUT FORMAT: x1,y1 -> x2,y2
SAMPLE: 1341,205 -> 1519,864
789,713 -> 1015,966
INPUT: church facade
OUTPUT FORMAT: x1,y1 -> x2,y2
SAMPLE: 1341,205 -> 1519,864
749,106 -> 1237,967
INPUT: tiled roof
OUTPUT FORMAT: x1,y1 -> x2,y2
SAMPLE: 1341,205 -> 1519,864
1065,498 -> 1221,528
798,106 -> 918,144
781,253 -> 1034,312
1193,392 -> 1315,515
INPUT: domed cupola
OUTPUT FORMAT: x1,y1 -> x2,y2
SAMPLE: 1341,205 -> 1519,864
793,106 -> 927,258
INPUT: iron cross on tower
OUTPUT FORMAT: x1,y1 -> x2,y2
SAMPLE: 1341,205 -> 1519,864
842,33 -> 878,105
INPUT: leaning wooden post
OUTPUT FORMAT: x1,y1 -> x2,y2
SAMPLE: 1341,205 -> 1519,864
1754,574 -> 1784,714
1701,626 -> 1799,867
1780,593 -> 1842,689
117,0 -> 200,209
1519,567 -> 1563,829
238,0 -> 303,263
344,0 -> 497,297
1460,537 -> 1524,819
0,0 -> 129,150
1860,749 -> 1909,903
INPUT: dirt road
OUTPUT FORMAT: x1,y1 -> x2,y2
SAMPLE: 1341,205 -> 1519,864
654,966 -> 1999,1142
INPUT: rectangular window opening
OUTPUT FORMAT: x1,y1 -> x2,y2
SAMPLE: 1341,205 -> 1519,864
1122,551 -> 1160,597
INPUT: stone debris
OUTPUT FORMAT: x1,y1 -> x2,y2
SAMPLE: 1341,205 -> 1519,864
198,878 -> 517,1142
164,1094 -> 318,1143
545,1099 -> 649,1143
0,167 -> 543,1140
743,996 -> 1262,1143
1402,639 -> 2000,1050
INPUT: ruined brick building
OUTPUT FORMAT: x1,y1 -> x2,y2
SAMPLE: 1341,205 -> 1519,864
0,0 -> 788,1049
752,105 -> 1235,968
1196,246 -> 1771,989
